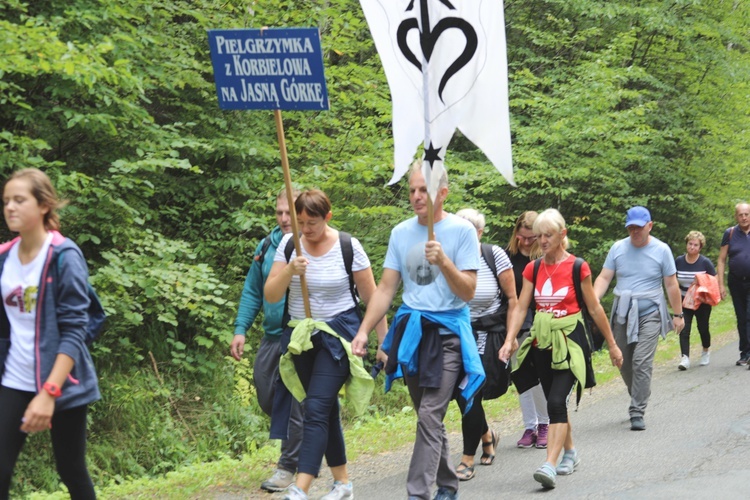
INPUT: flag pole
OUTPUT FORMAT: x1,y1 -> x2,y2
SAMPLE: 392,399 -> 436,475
274,109 -> 312,319
422,48 -> 435,242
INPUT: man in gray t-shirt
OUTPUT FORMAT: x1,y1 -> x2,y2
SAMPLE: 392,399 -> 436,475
593,206 -> 684,431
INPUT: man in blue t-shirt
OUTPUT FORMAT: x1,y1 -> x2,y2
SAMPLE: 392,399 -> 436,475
229,189 -> 302,492
717,202 -> 750,365
352,162 -> 480,500
593,206 -> 684,432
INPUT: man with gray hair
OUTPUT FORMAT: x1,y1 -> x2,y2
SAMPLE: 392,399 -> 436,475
352,162 -> 483,500
230,188 -> 303,492
717,202 -> 750,366
593,206 -> 684,431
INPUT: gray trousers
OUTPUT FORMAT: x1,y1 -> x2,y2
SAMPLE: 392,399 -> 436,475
613,311 -> 661,418
254,336 -> 303,473
404,335 -> 462,499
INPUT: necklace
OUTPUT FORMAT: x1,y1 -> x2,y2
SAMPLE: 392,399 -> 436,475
685,253 -> 699,265
543,253 -> 568,281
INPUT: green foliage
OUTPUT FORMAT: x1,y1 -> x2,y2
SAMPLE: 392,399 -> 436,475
2,0 -> 750,495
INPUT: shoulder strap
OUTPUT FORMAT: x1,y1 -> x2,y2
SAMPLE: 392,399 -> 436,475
480,243 -> 498,283
573,257 -> 585,311
256,236 -> 273,265
339,231 -> 358,303
531,258 -> 542,310
283,233 -> 358,304
284,236 -> 295,263
730,225 -> 735,243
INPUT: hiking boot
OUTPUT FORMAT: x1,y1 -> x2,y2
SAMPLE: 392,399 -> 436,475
517,428 -> 537,448
678,355 -> 690,371
630,416 -> 646,431
261,469 -> 294,492
736,355 -> 749,366
433,486 -> 458,500
282,484 -> 308,500
320,481 -> 354,500
700,351 -> 710,366
533,462 -> 557,489
535,424 -> 549,449
556,450 -> 580,475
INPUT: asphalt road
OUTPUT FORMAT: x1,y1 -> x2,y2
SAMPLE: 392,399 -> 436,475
337,340 -> 750,499
249,338 -> 750,500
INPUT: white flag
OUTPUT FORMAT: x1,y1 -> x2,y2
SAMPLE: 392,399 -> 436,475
360,0 -> 515,198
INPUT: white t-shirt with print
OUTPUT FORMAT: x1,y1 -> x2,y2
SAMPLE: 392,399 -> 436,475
1,233 -> 54,391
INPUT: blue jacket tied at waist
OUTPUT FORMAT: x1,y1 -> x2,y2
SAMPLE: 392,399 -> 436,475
381,304 -> 485,413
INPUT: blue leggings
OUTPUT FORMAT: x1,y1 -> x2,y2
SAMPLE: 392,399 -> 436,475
0,386 -> 95,499
293,334 -> 350,476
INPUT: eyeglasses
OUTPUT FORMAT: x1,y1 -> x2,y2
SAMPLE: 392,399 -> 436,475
517,235 -> 537,243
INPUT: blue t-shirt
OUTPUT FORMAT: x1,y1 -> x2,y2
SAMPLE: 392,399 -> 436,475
603,236 -> 676,316
721,226 -> 750,278
384,214 -> 479,312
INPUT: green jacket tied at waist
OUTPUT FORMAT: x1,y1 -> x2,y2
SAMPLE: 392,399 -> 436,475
279,317 -> 374,415
514,311 -> 588,394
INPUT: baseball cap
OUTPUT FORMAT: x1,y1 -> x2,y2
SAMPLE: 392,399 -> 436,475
625,206 -> 651,228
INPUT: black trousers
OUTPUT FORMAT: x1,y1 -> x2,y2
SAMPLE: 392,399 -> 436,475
0,386 -> 95,499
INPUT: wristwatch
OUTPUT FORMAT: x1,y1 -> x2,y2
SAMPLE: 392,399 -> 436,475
42,382 -> 62,398
672,313 -> 684,319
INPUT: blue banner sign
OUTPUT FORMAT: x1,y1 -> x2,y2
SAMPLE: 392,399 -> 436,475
207,28 -> 329,111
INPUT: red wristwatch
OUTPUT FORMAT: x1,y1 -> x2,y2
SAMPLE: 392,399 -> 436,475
43,382 -> 62,398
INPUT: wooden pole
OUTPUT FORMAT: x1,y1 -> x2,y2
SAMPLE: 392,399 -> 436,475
426,195 -> 435,241
274,109 -> 312,318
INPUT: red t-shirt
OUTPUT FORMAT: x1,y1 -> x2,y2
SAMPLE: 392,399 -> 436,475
522,255 -> 591,318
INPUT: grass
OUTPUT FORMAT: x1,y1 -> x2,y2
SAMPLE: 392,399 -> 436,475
30,302 -> 739,499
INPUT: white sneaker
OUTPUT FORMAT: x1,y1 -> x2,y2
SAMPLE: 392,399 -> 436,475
282,485 -> 309,500
700,351 -> 710,366
261,469 -> 295,492
678,355 -> 690,371
320,481 -> 354,500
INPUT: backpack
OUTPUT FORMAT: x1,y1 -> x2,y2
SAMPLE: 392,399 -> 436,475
283,231 -> 360,317
254,235 -> 274,266
55,250 -> 107,346
474,243 -> 511,400
532,256 -> 597,388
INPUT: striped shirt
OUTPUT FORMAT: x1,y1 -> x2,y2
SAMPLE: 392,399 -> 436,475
275,232 -> 370,321
470,245 -> 512,354
675,254 -> 716,297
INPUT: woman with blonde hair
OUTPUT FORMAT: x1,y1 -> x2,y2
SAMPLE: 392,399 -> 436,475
499,209 -> 623,489
506,212 -> 550,449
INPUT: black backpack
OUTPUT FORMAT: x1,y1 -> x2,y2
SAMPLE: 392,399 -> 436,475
472,243 -> 511,400
282,232 -> 360,320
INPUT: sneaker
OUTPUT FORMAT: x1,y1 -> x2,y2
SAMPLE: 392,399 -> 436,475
678,355 -> 690,371
630,416 -> 646,431
700,351 -> 710,366
282,484 -> 308,500
517,428 -> 537,448
433,486 -> 458,500
535,424 -> 548,449
533,462 -> 557,489
736,355 -> 749,366
261,469 -> 295,492
556,450 -> 580,475
320,481 -> 353,500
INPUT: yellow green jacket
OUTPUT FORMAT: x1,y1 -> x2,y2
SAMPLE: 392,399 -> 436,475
513,311 -> 590,397
279,317 -> 374,415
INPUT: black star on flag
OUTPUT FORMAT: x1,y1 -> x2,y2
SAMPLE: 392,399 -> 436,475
423,142 -> 442,170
